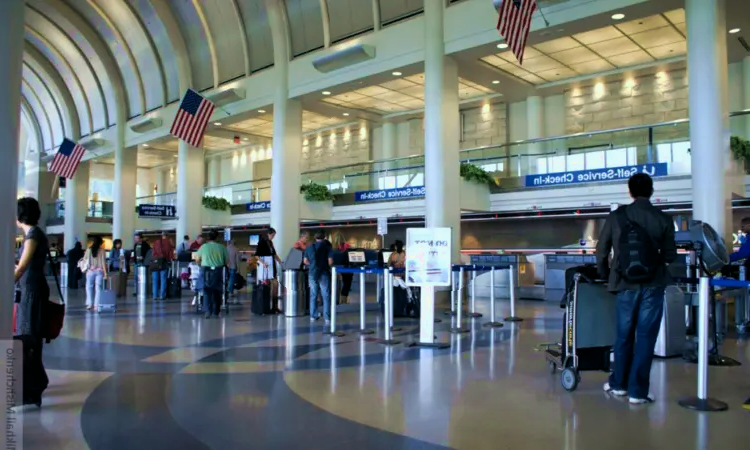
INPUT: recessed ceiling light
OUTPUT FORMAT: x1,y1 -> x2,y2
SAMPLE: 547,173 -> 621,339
497,43 -> 508,49
322,91 -> 331,95
343,113 -> 350,116
242,137 -> 249,141
214,122 -> 222,126
257,109 -> 266,113
392,71 -> 402,76
492,80 -> 500,84
612,13 -> 625,20
729,28 -> 741,34
143,144 -> 149,147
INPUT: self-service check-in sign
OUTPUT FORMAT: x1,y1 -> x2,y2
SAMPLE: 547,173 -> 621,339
138,204 -> 176,218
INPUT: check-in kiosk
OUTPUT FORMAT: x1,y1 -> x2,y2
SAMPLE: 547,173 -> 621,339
544,254 -> 597,302
282,248 -> 307,317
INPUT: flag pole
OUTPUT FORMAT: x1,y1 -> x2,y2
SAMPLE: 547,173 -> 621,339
537,3 -> 550,27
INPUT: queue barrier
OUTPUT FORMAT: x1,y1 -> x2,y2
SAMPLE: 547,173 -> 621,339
334,267 -> 385,336
449,264 -> 521,334
678,276 -> 750,412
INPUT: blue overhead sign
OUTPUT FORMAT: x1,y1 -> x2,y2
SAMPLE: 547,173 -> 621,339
355,186 -> 425,203
245,201 -> 270,212
138,204 -> 176,218
525,163 -> 668,188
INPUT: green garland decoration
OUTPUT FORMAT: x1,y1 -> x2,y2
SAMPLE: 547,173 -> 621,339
202,195 -> 231,211
300,182 -> 334,201
460,162 -> 497,186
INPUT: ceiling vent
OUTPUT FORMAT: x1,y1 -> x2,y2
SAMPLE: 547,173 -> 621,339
130,117 -> 163,133
313,44 -> 376,73
207,88 -> 246,107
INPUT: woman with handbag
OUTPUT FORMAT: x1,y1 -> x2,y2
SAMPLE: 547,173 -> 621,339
108,239 -> 129,298
82,236 -> 108,311
255,228 -> 282,314
13,197 -> 50,407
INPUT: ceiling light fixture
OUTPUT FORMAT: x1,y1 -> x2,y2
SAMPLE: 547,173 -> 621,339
492,80 -> 500,84
242,137 -> 249,141
322,91 -> 331,95
214,122 -> 222,126
612,13 -> 625,20
497,43 -> 508,49
392,71 -> 402,76
343,113 -> 350,116
143,144 -> 149,147
729,28 -> 741,34
257,109 -> 266,113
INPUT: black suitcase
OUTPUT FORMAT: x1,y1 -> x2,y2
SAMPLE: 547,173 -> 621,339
380,286 -> 411,317
251,283 -> 273,315
166,277 -> 181,299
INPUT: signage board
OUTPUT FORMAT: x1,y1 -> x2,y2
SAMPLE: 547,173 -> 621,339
348,251 -> 366,263
524,163 -> 668,188
354,186 -> 425,203
377,217 -> 388,235
405,227 -> 452,287
246,201 -> 270,212
138,204 -> 176,218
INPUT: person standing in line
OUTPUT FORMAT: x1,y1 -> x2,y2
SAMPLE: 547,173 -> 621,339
84,236 -> 109,311
151,231 -> 174,300
190,234 -> 204,251
226,239 -> 241,302
304,230 -> 334,324
132,233 -> 151,297
255,228 -> 283,313
48,242 -> 61,277
109,239 -> 130,298
293,231 -> 310,251
596,173 -> 676,405
194,230 -> 229,318
66,241 -> 84,289
331,231 -> 352,304
177,235 -> 191,254
14,197 -> 50,407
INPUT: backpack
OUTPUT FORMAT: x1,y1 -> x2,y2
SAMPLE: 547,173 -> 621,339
614,207 -> 661,283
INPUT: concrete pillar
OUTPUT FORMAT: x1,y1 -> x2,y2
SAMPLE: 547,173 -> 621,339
156,168 -> 167,195
687,0 -> 732,241
267,0 -> 302,258
744,57 -> 750,141
424,0 -> 460,262
113,133 -> 137,248
176,142 -> 204,244
396,122 -> 410,158
207,156 -> 221,187
64,161 -> 90,249
526,95 -> 545,175
382,121 -> 397,160
0,0 -> 23,341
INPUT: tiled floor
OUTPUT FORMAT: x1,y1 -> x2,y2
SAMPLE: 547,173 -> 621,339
16,286 -> 750,449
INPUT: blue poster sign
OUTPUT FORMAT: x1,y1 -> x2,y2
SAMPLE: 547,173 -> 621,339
355,186 -> 425,203
138,204 -> 176,218
524,163 -> 668,188
246,201 -> 270,212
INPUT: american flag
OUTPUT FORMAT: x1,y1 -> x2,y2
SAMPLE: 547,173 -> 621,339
49,138 -> 86,179
496,0 -> 537,65
170,88 -> 216,147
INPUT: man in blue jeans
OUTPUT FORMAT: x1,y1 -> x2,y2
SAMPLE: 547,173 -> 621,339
304,230 -> 334,325
596,173 -> 677,404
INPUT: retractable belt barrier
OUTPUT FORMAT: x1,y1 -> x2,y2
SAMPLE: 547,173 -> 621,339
334,267 -> 384,336
449,264 -> 520,333
678,276 -> 750,412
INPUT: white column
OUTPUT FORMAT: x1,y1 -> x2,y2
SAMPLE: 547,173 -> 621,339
113,135 -> 137,248
176,142 -> 204,242
687,0 -> 731,241
267,0 -> 302,258
207,156 -> 221,187
382,121 -> 396,160
424,0 -> 460,261
0,0 -> 24,341
744,57 -> 750,141
64,161 -> 90,249
526,95 -> 545,174
156,168 -> 167,195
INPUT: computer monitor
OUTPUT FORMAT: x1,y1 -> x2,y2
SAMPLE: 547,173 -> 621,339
381,251 -> 392,263
249,234 -> 260,246
347,250 -> 366,265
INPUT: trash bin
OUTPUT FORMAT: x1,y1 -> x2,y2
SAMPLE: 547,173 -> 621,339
137,265 -> 151,300
283,269 -> 307,317
60,262 -> 68,288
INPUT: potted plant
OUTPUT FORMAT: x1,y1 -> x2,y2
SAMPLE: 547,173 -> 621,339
299,181 -> 333,220
201,195 -> 232,226
730,135 -> 750,172
459,162 -> 495,211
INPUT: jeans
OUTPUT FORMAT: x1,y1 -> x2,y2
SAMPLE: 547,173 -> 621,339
609,287 -> 665,399
228,268 -> 237,294
203,268 -> 223,315
152,269 -> 168,299
309,272 -> 331,321
86,270 -> 104,307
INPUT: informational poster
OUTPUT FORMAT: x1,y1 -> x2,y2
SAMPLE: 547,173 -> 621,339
405,227 -> 452,287
377,217 -> 388,236
138,204 -> 176,218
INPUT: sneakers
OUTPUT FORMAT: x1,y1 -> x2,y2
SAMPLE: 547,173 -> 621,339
603,382 -> 627,397
628,394 -> 655,404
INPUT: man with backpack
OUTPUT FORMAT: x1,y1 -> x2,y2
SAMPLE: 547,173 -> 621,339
304,230 -> 334,325
596,173 -> 677,405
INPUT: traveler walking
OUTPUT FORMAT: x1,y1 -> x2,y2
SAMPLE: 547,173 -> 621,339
304,230 -> 334,324
194,230 -> 229,318
13,197 -> 50,406
83,236 -> 109,311
151,231 -> 174,300
596,173 -> 677,404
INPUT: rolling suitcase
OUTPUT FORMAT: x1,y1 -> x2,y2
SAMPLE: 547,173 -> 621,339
98,279 -> 117,313
166,262 -> 182,299
251,265 -> 273,315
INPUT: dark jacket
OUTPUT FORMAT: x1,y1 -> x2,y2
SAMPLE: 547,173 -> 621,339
132,241 -> 151,266
596,198 -> 677,292
108,248 -> 131,274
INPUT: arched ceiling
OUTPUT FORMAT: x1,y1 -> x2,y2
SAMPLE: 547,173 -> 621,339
18,0 -> 428,153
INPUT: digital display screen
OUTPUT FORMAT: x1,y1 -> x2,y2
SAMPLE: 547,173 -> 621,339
348,251 -> 366,263
381,251 -> 392,263
249,235 -> 260,246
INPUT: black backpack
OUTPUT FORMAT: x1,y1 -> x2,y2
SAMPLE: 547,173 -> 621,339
614,207 -> 661,283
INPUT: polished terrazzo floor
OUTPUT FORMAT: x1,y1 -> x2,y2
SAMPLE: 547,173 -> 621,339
18,285 -> 750,450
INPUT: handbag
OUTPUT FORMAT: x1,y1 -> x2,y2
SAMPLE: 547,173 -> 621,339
77,250 -> 91,273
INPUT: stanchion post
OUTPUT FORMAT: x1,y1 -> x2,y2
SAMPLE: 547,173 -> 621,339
381,269 -> 399,345
484,266 -> 503,328
469,266 -> 483,318
359,269 -> 373,335
451,267 -> 468,333
446,269 -> 457,316
324,266 -> 345,337
505,264 -> 523,322
678,276 -> 727,412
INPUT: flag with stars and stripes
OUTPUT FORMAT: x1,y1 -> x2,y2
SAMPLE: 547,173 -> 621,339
49,138 -> 86,179
496,0 -> 537,64
170,88 -> 216,147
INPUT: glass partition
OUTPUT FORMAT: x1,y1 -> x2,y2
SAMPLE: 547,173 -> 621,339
204,178 -> 271,204
135,192 -> 177,207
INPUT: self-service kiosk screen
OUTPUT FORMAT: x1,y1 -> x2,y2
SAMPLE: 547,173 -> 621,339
381,251 -> 392,263
348,251 -> 366,264
249,235 -> 260,246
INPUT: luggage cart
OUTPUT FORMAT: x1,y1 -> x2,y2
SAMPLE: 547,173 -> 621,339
543,272 -> 617,392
